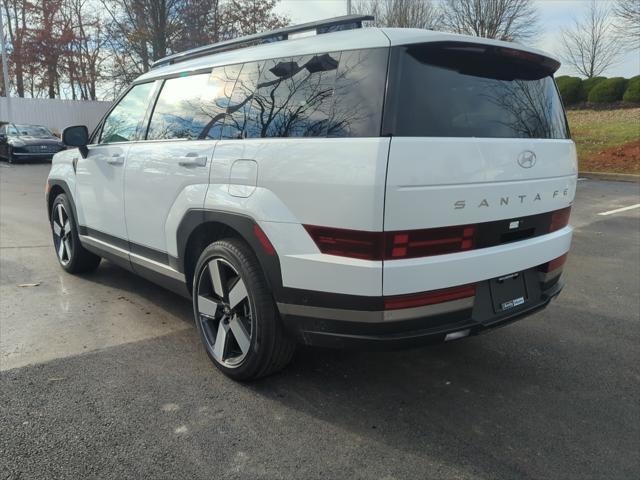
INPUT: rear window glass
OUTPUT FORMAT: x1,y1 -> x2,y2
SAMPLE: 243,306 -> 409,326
246,53 -> 340,138
385,43 -> 568,139
222,61 -> 264,139
328,48 -> 388,137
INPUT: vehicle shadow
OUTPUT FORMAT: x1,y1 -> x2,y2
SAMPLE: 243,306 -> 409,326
75,259 -> 194,326
74,260 -> 635,479
243,303 -> 634,479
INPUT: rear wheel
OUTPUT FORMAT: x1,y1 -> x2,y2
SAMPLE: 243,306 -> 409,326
51,194 -> 101,273
193,238 -> 295,381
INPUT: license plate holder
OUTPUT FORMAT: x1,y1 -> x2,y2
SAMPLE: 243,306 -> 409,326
489,272 -> 528,313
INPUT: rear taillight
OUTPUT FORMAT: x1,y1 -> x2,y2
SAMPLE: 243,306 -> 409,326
549,206 -> 571,232
385,225 -> 475,259
304,225 -> 476,261
539,253 -> 568,273
302,226 -> 383,260
384,283 -> 476,310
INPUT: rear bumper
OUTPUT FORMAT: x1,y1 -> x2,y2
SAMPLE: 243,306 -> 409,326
279,268 -> 564,349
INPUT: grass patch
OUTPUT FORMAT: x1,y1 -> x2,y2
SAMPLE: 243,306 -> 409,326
566,108 -> 640,174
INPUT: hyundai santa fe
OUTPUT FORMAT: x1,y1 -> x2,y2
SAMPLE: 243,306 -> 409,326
45,15 -> 576,380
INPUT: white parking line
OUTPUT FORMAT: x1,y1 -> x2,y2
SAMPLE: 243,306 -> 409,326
598,204 -> 640,216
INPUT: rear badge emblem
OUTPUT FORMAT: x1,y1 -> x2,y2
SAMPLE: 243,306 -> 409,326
517,150 -> 537,168
509,220 -> 520,230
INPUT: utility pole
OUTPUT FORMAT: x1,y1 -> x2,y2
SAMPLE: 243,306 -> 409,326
0,7 -> 10,99
347,0 -> 352,15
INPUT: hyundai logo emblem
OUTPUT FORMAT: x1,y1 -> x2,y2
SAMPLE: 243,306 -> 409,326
517,150 -> 537,168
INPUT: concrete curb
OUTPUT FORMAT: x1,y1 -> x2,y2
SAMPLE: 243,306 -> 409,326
579,171 -> 640,183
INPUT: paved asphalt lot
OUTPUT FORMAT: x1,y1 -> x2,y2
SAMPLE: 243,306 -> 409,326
1,162 -> 638,480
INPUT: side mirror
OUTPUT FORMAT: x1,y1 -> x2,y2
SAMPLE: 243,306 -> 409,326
62,125 -> 89,158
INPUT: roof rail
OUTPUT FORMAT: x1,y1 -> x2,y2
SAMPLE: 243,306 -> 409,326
151,14 -> 374,69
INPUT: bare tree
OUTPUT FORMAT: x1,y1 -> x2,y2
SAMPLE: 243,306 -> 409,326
2,0 -> 32,97
613,0 -> 640,48
219,0 -> 289,40
440,0 -> 539,42
353,0 -> 442,29
561,1 -> 622,78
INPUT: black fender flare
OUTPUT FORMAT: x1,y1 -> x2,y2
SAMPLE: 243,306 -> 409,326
176,209 -> 284,296
47,179 -> 79,227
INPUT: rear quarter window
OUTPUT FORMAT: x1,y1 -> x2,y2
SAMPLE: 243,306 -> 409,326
328,48 -> 389,138
384,43 -> 569,139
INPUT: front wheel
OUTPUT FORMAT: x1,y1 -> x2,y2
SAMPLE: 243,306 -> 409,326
51,194 -> 101,273
193,238 -> 295,381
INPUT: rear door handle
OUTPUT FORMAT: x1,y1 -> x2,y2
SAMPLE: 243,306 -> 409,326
178,153 -> 208,167
107,154 -> 124,165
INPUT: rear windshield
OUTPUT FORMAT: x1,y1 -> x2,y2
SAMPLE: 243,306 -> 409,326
384,42 -> 569,139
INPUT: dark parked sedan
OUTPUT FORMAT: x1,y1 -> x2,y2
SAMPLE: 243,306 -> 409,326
0,123 -> 66,163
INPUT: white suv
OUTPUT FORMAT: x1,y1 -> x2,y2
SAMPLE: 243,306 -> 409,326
46,16 -> 576,380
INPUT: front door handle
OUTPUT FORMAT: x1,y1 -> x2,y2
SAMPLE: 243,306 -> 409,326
178,153 -> 208,167
107,154 -> 124,165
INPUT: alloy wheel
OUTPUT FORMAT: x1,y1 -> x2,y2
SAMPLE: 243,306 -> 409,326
52,203 -> 72,266
196,258 -> 253,368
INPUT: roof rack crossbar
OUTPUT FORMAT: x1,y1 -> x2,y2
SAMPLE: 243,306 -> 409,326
151,15 -> 374,69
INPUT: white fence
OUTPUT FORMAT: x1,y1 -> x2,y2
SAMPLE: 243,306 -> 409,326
0,97 -> 111,133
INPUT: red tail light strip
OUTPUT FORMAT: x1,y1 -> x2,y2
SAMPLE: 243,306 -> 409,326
384,284 -> 477,310
304,207 -> 571,261
549,207 -> 571,233
303,225 -> 475,261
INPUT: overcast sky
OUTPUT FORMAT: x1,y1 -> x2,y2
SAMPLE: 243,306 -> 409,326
274,0 -> 640,78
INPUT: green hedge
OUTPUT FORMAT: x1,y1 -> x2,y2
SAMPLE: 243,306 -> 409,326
623,75 -> 640,103
556,76 -> 584,105
588,77 -> 629,103
582,76 -> 607,99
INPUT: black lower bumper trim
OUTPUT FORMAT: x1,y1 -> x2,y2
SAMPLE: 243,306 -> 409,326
280,273 -> 563,350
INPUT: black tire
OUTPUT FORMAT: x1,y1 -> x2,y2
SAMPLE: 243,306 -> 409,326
51,193 -> 101,273
192,238 -> 296,381
7,147 -> 15,164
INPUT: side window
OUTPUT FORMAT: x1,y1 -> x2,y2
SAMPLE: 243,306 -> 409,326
328,48 -> 389,137
222,61 -> 263,139
200,64 -> 242,140
147,70 -> 240,141
100,82 -> 155,144
246,53 -> 340,138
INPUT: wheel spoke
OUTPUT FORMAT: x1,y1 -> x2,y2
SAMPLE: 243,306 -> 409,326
229,316 -> 251,354
58,240 -> 66,260
53,222 -> 62,236
63,239 -> 72,260
57,204 -> 65,227
208,259 -> 225,299
212,321 -> 230,361
63,220 -> 70,235
228,278 -> 248,310
198,295 -> 219,317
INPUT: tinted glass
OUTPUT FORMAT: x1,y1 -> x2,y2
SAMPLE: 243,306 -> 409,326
387,43 -> 569,139
100,82 -> 154,144
246,53 -> 339,138
222,61 -> 263,139
328,48 -> 388,137
13,125 -> 53,137
200,64 -> 242,139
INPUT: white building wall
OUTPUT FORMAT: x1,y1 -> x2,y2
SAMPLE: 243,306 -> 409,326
0,97 -> 111,134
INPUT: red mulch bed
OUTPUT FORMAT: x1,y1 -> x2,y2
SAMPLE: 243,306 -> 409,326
581,140 -> 640,174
